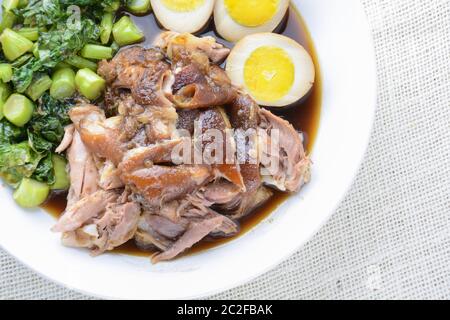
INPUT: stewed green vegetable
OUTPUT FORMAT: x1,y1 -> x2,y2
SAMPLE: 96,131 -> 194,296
26,74 -> 52,101
2,0 -> 19,12
0,63 -> 12,82
50,67 -> 75,100
112,16 -> 144,46
75,68 -> 106,100
0,0 -> 136,209
16,27 -> 39,41
65,55 -> 98,71
3,93 -> 34,126
0,81 -> 12,119
13,177 -> 50,208
126,0 -> 151,15
50,154 -> 69,190
81,44 -> 113,60
100,13 -> 114,45
0,28 -> 34,61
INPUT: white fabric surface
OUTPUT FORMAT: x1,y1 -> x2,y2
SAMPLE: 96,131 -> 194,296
1,0 -> 450,300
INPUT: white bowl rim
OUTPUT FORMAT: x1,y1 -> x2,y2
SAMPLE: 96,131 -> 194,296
0,0 -> 377,300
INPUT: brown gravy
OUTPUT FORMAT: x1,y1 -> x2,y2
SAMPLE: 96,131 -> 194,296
42,5 -> 321,258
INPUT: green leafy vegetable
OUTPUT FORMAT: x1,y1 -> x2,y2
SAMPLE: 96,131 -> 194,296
0,93 -> 73,186
0,141 -> 44,186
0,118 -> 27,143
11,0 -> 111,92
28,93 -> 73,147
32,152 -> 55,184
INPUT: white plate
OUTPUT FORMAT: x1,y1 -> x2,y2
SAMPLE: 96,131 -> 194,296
0,0 -> 376,299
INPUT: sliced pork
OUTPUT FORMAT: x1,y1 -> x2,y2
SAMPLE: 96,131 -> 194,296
55,124 -> 75,154
152,216 -> 225,263
259,108 -> 311,192
52,190 -> 119,233
66,130 -> 99,208
122,165 -> 212,208
156,32 -> 237,109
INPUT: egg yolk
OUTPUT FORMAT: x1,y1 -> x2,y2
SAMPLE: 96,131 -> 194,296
161,0 -> 205,12
224,0 -> 279,27
244,46 -> 295,103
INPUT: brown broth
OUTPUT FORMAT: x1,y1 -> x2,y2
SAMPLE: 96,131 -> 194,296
42,5 -> 321,258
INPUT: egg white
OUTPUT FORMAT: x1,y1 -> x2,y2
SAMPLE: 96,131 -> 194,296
214,0 -> 289,43
226,33 -> 315,107
151,0 -> 215,34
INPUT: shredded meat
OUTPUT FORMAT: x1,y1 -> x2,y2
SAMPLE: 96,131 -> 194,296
259,108 -> 311,192
55,124 -> 75,154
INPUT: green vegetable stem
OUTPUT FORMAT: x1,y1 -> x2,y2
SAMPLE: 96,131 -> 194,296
126,0 -> 151,15
16,27 -> 39,41
13,177 -> 50,208
50,67 -> 75,100
2,0 -> 19,12
75,68 -> 105,100
112,16 -> 144,46
65,55 -> 98,71
3,93 -> 34,127
0,64 -> 13,83
0,81 -> 12,120
100,13 -> 114,45
50,154 -> 69,190
0,10 -> 17,33
0,28 -> 34,61
81,44 -> 113,60
26,74 -> 52,101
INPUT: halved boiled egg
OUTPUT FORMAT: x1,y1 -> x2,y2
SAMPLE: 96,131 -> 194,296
226,33 -> 315,107
214,0 -> 289,42
151,0 -> 214,33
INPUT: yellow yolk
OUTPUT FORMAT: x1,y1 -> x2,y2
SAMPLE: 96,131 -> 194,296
243,46 -> 295,103
161,0 -> 205,12
224,0 -> 279,27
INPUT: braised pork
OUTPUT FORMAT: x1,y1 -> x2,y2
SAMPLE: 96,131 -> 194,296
156,32 -> 237,109
52,32 -> 312,263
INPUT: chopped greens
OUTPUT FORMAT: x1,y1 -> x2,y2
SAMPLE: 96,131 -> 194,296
28,93 -> 73,147
0,93 -> 73,186
0,141 -> 44,186
0,0 -> 141,207
11,0 -> 124,92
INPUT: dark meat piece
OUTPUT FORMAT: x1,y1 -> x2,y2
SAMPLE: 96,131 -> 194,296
116,93 -> 178,146
170,64 -> 237,109
155,32 -> 237,109
177,109 -> 201,134
151,216 -> 226,263
203,180 -> 241,205
98,46 -> 173,108
195,107 -> 245,190
135,189 -> 239,260
226,94 -> 264,218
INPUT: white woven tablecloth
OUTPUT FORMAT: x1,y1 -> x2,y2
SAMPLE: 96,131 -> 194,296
1,0 -> 449,300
